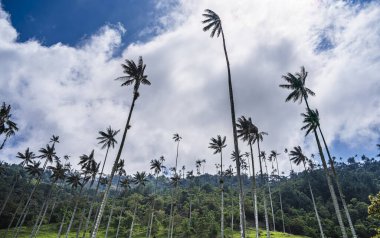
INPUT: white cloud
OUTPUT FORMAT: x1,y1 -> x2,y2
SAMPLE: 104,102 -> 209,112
0,0 -> 379,176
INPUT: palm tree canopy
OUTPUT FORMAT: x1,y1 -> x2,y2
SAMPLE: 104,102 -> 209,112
26,161 -> 43,178
150,159 -> 163,175
50,135 -> 60,144
173,133 -> 182,142
301,108 -> 320,136
16,148 -> 36,166
202,9 -> 222,38
121,177 -> 131,190
99,176 -> 108,186
0,102 -> 18,135
252,131 -> 268,144
208,135 -> 227,154
78,149 -> 95,171
289,146 -> 308,166
236,116 -> 258,144
170,173 -> 181,187
132,171 -> 148,186
186,170 -> 194,179
97,126 -> 120,149
279,66 -> 315,104
231,150 -> 243,163
115,56 -> 151,94
38,144 -> 58,163
48,161 -> 67,182
66,173 -> 83,189
225,166 -> 234,177
117,159 -> 126,176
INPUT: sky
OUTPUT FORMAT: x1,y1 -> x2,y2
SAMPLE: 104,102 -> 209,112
0,0 -> 379,176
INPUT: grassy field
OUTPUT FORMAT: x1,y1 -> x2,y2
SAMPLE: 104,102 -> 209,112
1,224 -> 309,237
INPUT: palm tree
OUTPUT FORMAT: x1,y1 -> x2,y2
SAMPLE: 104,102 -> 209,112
284,148 -> 294,176
115,177 -> 131,238
186,170 -> 195,228
209,135 -> 227,238
0,148 -> 36,217
280,67 -> 352,237
301,108 -> 347,237
262,152 -> 276,231
289,146 -> 325,238
128,172 -> 148,238
173,133 -> 182,173
105,159 -> 125,238
169,173 -> 181,238
91,57 -> 151,238
32,160 -> 68,238
202,9 -> 245,237
269,150 -> 286,233
252,130 -> 270,238
128,193 -> 142,238
147,158 -> 164,238
65,172 -> 86,238
224,165 -> 235,233
236,116 -> 260,237
0,102 -> 18,150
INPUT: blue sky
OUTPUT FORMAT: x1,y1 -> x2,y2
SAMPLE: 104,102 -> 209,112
0,0 -> 379,174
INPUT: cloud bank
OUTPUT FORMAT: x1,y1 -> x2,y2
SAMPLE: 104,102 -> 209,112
1,0 -> 379,176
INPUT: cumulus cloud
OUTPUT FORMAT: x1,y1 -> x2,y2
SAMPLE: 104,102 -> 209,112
0,0 -> 379,176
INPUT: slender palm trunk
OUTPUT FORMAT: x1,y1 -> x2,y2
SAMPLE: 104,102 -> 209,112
4,198 -> 24,238
257,141 -> 270,238
30,200 -> 47,238
312,129 -> 347,238
219,150 -> 224,238
105,176 -> 121,238
57,206 -> 69,238
248,143 -> 259,238
115,205 -> 125,238
220,28 -> 245,238
84,150 -> 110,238
76,208 -> 86,238
66,187 -> 84,238
91,91 -> 138,238
148,175 -> 159,238
303,161 -> 325,238
231,195 -> 234,233
318,127 -> 357,238
129,204 -> 138,238
13,206 -> 30,238
264,159 -> 275,231
167,188 -> 174,238
0,172 -> 19,217
274,159 -> 285,233
0,136 -> 8,149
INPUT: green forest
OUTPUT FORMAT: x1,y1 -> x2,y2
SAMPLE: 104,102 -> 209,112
1,7 -> 380,238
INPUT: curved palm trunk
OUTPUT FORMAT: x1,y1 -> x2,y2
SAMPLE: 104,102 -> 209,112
257,140 -> 270,238
91,92 -> 138,238
275,159 -> 285,233
318,127 -> 357,238
313,129 -> 347,238
129,204 -> 138,238
264,159 -> 275,231
248,143 -> 259,238
220,28 -> 245,238
66,187 -> 84,238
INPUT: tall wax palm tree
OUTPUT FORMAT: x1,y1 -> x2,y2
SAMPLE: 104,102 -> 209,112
280,67 -> 354,237
115,177 -> 131,238
269,150 -> 286,233
169,173 -> 181,238
202,9 -> 245,237
301,108 -> 347,237
236,116 -> 260,238
173,133 -> 182,173
50,135 -> 60,147
129,172 -> 148,238
91,57 -> 151,238
83,127 -> 119,238
0,148 -> 36,217
253,130 -> 270,238
32,160 -> 68,238
284,148 -> 294,176
186,170 -> 195,228
65,172 -> 86,238
14,144 -> 58,238
209,135 -> 227,238
262,152 -> 275,232
105,159 -> 125,238
147,158 -> 164,238
289,146 -> 325,238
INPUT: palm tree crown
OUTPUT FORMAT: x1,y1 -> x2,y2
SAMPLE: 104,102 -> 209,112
26,161 -> 43,178
236,116 -> 258,144
301,108 -> 320,136
97,126 -> 120,149
209,135 -> 227,154
289,146 -> 308,166
202,9 -> 222,38
279,66 -> 315,104
133,171 -> 148,187
38,144 -> 58,164
16,148 -> 36,167
116,56 -> 151,96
